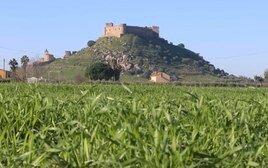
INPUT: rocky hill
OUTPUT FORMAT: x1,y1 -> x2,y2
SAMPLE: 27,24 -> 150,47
37,34 -> 228,82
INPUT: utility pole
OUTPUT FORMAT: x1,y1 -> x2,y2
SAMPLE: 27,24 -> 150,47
3,59 -> 5,70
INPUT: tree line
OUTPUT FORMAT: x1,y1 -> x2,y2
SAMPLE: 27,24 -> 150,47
8,55 -> 29,80
6,50 -> 268,84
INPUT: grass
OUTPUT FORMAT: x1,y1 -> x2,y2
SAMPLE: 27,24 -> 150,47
1,83 -> 268,167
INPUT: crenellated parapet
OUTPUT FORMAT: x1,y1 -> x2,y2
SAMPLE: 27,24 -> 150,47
104,22 -> 159,39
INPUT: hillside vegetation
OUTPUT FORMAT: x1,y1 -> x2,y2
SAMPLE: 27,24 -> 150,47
38,34 -> 228,82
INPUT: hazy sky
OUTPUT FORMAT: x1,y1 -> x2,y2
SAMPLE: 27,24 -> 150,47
0,0 -> 267,77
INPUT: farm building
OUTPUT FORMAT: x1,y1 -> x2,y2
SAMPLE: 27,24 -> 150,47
150,71 -> 171,83
0,69 -> 11,79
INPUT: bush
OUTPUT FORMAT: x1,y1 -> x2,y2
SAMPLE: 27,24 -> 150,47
87,40 -> 96,47
85,62 -> 114,81
254,75 -> 264,83
178,43 -> 185,48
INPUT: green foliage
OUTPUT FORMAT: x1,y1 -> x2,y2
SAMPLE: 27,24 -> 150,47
21,55 -> 30,78
87,40 -> 96,47
113,65 -> 121,81
21,55 -> 29,67
85,62 -> 114,80
178,43 -> 185,48
1,84 -> 268,167
254,75 -> 264,83
8,58 -> 18,72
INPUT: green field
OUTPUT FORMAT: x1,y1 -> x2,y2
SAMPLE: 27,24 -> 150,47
1,84 -> 268,167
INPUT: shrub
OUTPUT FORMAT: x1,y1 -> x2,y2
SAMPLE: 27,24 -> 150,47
85,62 -> 114,80
87,40 -> 96,47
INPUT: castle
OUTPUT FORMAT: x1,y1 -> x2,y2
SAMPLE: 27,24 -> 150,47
104,22 -> 159,39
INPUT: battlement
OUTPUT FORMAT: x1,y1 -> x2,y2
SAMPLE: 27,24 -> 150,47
104,22 -> 159,39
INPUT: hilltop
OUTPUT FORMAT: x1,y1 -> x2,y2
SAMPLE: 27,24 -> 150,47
34,34 -> 229,82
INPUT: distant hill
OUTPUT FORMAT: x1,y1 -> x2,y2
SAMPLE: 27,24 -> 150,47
34,34 -> 229,82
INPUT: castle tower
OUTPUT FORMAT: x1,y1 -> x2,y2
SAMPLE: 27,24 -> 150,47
42,49 -> 55,62
106,22 -> 114,27
64,51 -> 71,58
104,22 -> 126,38
44,49 -> 49,55
151,26 -> 160,36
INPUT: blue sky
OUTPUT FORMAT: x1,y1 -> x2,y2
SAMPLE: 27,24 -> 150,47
0,0 -> 267,77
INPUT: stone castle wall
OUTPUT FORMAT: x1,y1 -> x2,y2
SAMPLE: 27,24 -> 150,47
104,23 -> 159,39
104,23 -> 126,38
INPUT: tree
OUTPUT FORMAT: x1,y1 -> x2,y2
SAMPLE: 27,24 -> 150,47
9,58 -> 18,72
178,43 -> 185,48
21,55 -> 29,79
9,58 -> 18,79
87,40 -> 96,47
109,59 -> 122,81
113,64 -> 121,81
85,62 -> 114,80
254,75 -> 264,83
